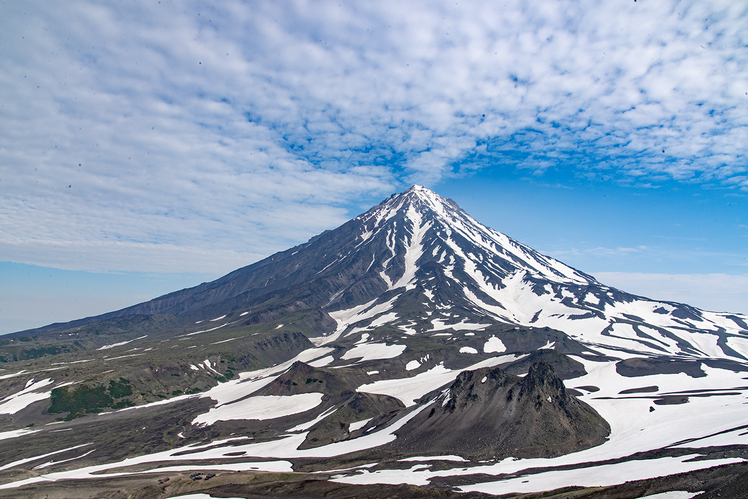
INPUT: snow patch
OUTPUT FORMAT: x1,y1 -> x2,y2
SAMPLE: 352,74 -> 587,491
193,393 -> 324,426
97,335 -> 147,350
341,343 -> 406,363
287,406 -> 338,432
308,356 -> 334,367
349,418 -> 373,432
0,378 -> 55,415
483,336 -> 506,353
357,355 -> 525,407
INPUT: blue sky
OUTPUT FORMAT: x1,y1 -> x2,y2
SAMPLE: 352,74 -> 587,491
1,0 -> 746,334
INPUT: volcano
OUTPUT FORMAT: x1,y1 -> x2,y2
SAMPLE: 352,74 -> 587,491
1,186 -> 747,498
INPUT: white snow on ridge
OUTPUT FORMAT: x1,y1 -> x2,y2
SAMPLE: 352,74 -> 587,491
341,343 -> 406,363
357,355 -> 525,407
287,406 -> 338,433
726,336 -> 748,358
0,378 -> 55,415
309,356 -> 334,367
398,323 -> 418,335
0,443 -> 93,472
0,428 -> 38,441
368,312 -> 399,329
317,296 -> 400,346
399,455 -> 468,463
193,393 -> 324,426
97,335 -> 147,350
431,318 -> 489,332
454,267 -> 746,360
379,228 -> 396,288
392,206 -> 429,291
349,418 -> 373,432
33,448 -> 96,470
0,370 -> 28,380
202,347 -> 336,407
183,322 -> 229,337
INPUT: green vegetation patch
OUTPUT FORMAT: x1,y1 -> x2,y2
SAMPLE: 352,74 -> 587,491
49,385 -> 113,420
108,378 -> 132,398
0,345 -> 71,362
48,378 -> 134,420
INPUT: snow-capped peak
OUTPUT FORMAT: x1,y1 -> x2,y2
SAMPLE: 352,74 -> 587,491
322,186 -> 748,361
356,185 -> 594,290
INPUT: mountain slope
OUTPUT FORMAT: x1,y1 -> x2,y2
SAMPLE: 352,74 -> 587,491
14,185 -> 747,363
1,185 -> 747,497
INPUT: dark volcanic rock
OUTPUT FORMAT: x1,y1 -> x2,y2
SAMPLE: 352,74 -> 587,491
256,362 -> 405,449
504,349 -> 587,379
616,357 -> 707,378
392,362 -> 610,460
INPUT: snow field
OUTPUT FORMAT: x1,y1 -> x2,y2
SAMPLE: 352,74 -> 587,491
457,455 -> 740,495
483,336 -> 506,353
424,225 -> 748,361
192,393 -> 325,426
391,206 -> 429,290
340,341 -> 406,363
431,318 -> 489,332
0,428 -> 38,441
112,347 -> 335,417
1,347 -> 744,494
308,355 -> 334,367
0,378 -> 54,414
333,355 -> 748,491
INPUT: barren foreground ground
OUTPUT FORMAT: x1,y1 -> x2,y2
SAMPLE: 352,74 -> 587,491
2,462 -> 747,499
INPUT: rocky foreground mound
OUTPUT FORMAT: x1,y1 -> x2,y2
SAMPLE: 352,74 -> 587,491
392,362 -> 610,460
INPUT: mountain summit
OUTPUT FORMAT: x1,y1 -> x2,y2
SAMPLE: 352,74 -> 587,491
58,184 -> 746,361
1,186 -> 747,497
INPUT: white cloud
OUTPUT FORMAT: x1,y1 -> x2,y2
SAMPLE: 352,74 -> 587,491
0,0 -> 746,272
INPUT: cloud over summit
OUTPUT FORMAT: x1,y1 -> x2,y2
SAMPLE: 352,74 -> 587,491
1,0 -> 745,273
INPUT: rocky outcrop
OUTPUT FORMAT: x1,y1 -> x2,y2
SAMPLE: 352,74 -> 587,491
392,362 -> 610,460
